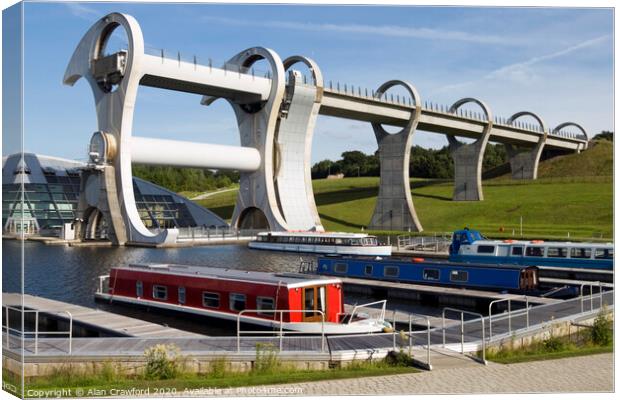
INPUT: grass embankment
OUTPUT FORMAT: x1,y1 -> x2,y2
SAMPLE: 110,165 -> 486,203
195,141 -> 612,239
197,175 -> 612,239
5,356 -> 417,397
486,309 -> 613,364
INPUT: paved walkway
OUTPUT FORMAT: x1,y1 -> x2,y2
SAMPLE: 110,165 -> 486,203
235,353 -> 613,396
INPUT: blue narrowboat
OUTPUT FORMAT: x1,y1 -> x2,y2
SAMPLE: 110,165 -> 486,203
449,229 -> 613,271
316,256 -> 539,291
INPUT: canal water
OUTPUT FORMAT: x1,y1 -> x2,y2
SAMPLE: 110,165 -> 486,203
2,240 -> 311,335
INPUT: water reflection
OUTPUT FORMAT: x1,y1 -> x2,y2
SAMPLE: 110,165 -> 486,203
3,240 -> 308,308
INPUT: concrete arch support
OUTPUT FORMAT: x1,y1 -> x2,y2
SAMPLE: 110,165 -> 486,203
505,111 -> 548,180
446,98 -> 493,201
272,56 -> 325,231
210,47 -> 289,231
63,12 -> 176,245
553,122 -> 589,153
369,80 -> 423,232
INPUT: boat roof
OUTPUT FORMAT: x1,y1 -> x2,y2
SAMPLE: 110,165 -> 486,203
472,239 -> 613,249
257,231 -> 374,238
319,255 -> 536,271
114,263 -> 342,288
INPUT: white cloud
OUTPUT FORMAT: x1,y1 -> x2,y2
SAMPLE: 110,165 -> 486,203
434,35 -> 611,94
202,15 -> 522,45
65,2 -> 100,20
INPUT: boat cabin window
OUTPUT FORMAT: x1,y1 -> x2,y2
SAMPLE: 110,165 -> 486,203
570,248 -> 592,259
364,265 -> 373,276
361,237 -> 378,246
257,297 -> 275,315
136,281 -> 143,297
477,245 -> 495,254
525,246 -> 544,257
178,287 -> 186,304
384,266 -> 399,277
450,270 -> 468,283
152,285 -> 167,300
511,246 -> 524,256
334,263 -> 348,274
595,248 -> 613,260
423,268 -> 440,281
202,292 -> 220,309
229,293 -> 246,312
546,247 -> 567,258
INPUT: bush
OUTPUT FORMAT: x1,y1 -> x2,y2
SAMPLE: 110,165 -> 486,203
542,335 -> 565,352
143,344 -> 182,380
384,350 -> 414,367
254,343 -> 280,373
590,306 -> 613,346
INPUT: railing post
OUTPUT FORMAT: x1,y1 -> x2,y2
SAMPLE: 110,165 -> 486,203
426,318 -> 431,369
481,318 -> 487,365
508,299 -> 512,334
236,313 -> 241,353
34,310 -> 39,355
279,311 -> 284,352
321,313 -> 325,353
460,313 -> 464,354
68,312 -> 73,355
392,309 -> 397,351
488,302 -> 493,341
590,284 -> 594,312
5,306 -> 9,349
525,297 -> 529,328
580,284 -> 584,313
442,310 -> 446,348
408,314 -> 413,356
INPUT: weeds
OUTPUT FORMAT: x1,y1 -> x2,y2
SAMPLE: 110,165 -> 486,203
254,343 -> 280,374
143,344 -> 183,380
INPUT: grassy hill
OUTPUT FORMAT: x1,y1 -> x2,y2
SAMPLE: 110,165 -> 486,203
537,139 -> 612,178
196,142 -> 612,240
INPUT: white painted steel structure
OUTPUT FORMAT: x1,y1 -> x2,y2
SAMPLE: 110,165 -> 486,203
64,12 -> 590,245
130,137 -> 261,171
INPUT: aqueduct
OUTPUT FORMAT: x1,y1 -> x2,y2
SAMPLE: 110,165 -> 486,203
64,13 -> 589,245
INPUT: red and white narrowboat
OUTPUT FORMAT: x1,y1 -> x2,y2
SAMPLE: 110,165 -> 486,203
95,263 -> 390,334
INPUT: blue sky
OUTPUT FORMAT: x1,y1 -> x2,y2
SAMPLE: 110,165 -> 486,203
10,2 -> 614,162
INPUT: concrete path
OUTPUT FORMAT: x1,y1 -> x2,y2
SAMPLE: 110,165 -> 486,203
235,353 -> 613,396
190,188 -> 237,200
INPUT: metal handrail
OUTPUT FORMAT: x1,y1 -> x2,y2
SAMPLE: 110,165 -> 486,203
442,307 -> 487,365
346,300 -> 387,325
403,312 -> 433,370
97,274 -> 110,294
580,282 -> 604,313
2,305 -> 73,354
236,309 -> 325,354
488,295 -> 529,341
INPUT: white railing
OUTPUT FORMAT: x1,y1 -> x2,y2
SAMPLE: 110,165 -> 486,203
488,295 -> 530,341
391,311 -> 433,370
396,234 -> 451,252
236,309 -> 326,353
342,300 -> 388,325
2,305 -> 73,354
580,282 -> 604,313
97,274 -> 110,295
442,307 -> 487,365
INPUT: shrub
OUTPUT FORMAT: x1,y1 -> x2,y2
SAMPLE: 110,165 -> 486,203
254,343 -> 280,373
590,306 -> 613,346
143,344 -> 182,380
384,350 -> 414,367
542,335 -> 565,352
209,357 -> 228,378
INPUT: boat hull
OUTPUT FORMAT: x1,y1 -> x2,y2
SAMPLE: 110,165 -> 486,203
95,293 -> 387,335
249,241 -> 392,256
